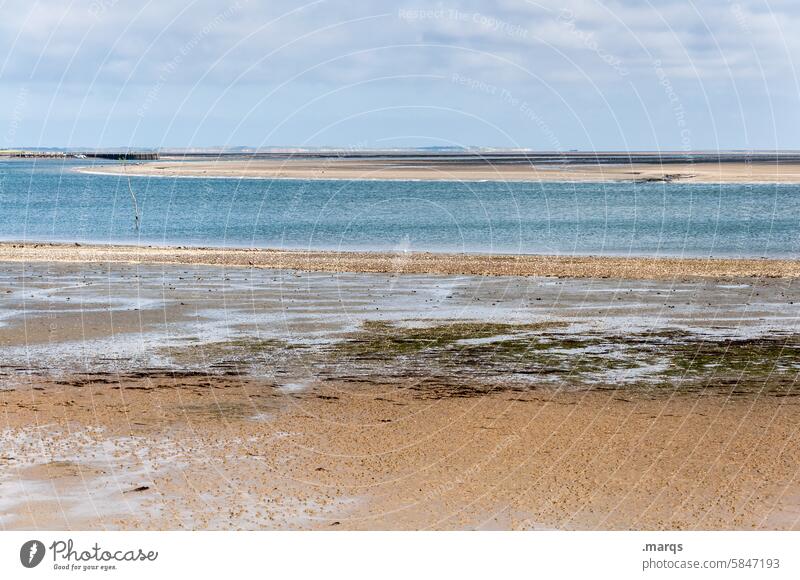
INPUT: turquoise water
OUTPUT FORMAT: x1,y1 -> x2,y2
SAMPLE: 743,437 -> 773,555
0,158 -> 798,257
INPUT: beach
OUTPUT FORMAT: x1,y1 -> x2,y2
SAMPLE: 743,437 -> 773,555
4,1 -> 800,573
78,157 -> 800,184
2,242 -> 800,279
2,258 -> 799,530
5,378 -> 798,530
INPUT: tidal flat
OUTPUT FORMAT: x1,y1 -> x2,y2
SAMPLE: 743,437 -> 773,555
1,261 -> 799,529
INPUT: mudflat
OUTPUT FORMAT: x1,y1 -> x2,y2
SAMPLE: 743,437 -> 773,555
1,261 -> 799,529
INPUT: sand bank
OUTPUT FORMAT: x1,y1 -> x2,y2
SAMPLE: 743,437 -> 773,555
1,242 -> 799,280
78,158 -> 800,184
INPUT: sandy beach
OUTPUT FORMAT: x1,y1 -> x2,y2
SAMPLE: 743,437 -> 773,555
5,3 -> 800,574
78,157 -> 800,184
1,260 -> 799,530
2,242 -> 800,280
5,379 -> 798,530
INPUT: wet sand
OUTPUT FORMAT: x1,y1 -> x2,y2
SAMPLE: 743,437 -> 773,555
2,262 -> 799,530
4,380 -> 799,530
78,158 -> 800,184
2,242 -> 799,280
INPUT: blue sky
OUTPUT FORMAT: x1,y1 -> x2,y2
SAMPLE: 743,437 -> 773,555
1,0 -> 798,150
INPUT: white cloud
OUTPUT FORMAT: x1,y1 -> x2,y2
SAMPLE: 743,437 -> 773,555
0,0 -> 797,147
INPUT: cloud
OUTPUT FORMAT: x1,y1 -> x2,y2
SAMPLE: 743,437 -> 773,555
0,0 -> 797,147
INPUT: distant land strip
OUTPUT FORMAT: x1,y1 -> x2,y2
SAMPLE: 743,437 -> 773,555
76,157 -> 800,183
1,242 -> 798,280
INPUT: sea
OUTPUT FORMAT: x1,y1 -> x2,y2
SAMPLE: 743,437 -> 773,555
1,158 -> 798,258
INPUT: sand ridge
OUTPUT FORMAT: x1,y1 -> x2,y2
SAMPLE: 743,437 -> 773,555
77,158 -> 800,184
2,242 -> 799,280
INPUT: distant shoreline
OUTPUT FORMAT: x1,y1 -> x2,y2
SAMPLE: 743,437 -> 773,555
74,156 -> 800,184
72,165 -> 800,185
2,241 -> 798,279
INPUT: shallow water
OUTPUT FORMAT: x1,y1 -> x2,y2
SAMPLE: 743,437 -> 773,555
2,158 -> 800,257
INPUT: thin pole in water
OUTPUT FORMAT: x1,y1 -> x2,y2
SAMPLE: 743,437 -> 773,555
122,157 -> 140,232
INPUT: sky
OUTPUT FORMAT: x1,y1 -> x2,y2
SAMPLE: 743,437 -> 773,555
1,0 -> 798,150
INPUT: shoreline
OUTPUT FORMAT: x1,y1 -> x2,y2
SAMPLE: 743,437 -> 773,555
2,241 -> 799,279
74,158 -> 800,184
73,166 -> 800,186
